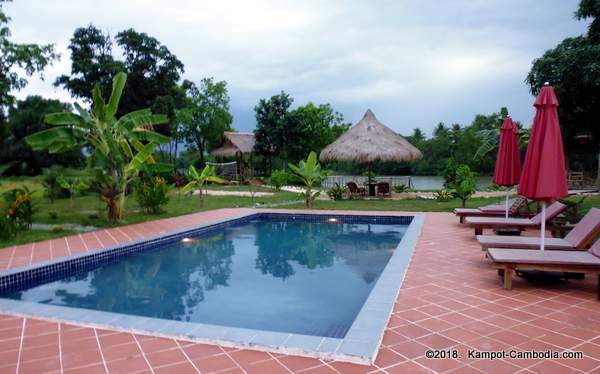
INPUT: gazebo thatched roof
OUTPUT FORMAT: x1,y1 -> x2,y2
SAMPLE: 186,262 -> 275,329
211,132 -> 255,158
319,109 -> 422,163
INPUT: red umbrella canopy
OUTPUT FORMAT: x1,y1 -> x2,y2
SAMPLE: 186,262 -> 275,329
518,84 -> 568,201
493,116 -> 521,187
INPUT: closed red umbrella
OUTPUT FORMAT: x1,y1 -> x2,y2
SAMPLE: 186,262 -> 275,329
518,83 -> 568,250
493,116 -> 521,218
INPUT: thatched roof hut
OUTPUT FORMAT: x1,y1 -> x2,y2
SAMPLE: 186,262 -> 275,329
211,132 -> 255,158
319,109 -> 422,163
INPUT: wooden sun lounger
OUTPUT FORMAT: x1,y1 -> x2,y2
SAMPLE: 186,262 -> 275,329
477,208 -> 600,251
464,201 -> 567,235
486,240 -> 600,299
454,197 -> 530,223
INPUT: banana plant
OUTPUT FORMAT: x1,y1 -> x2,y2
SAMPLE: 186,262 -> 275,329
181,165 -> 225,206
25,72 -> 171,220
474,127 -> 530,160
288,151 -> 328,208
57,176 -> 89,207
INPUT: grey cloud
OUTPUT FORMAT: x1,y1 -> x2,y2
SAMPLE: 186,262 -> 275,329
7,0 -> 588,135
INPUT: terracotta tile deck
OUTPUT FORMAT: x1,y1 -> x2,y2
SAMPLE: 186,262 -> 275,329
1,208 -> 600,373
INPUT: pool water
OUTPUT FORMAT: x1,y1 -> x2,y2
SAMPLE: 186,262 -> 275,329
6,218 -> 407,338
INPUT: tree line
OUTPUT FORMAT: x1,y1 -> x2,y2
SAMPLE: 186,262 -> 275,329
1,0 -> 598,180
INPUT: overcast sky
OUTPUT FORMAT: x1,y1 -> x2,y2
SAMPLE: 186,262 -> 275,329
7,0 -> 588,136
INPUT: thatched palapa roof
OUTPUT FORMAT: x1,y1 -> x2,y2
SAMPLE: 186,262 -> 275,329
319,109 -> 422,163
211,132 -> 255,158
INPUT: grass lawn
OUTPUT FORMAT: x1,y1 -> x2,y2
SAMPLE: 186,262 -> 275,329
2,174 -> 598,249
284,195 -> 600,215
0,179 -> 303,248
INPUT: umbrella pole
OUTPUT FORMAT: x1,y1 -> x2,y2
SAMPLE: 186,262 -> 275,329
540,202 -> 546,251
505,190 -> 509,220
368,162 -> 373,194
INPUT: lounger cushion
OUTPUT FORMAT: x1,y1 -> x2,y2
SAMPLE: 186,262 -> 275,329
465,216 -> 534,226
478,205 -> 506,213
487,248 -> 600,266
477,235 -> 574,250
454,208 -> 504,216
564,208 -> 600,248
530,202 -> 567,225
466,201 -> 567,227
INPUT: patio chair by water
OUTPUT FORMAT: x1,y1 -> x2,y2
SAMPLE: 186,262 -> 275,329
454,196 -> 531,223
347,181 -> 367,197
376,182 -> 391,197
477,208 -> 600,251
464,201 -> 567,235
486,239 -> 600,299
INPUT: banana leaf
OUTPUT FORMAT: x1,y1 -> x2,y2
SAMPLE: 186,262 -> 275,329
24,127 -> 83,150
92,85 -> 106,121
132,129 -> 170,144
115,110 -> 167,132
45,112 -> 91,128
180,181 -> 198,194
125,142 -> 156,174
107,72 -> 126,117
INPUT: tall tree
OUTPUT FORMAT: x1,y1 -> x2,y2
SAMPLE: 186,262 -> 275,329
285,102 -> 350,163
55,25 -> 185,134
0,0 -> 58,110
179,78 -> 233,165
53,25 -> 123,102
253,91 -> 293,171
0,96 -> 84,174
0,0 -> 57,169
526,0 -> 600,182
576,0 -> 600,41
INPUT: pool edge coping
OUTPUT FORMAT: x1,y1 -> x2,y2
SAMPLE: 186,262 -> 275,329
0,210 -> 425,365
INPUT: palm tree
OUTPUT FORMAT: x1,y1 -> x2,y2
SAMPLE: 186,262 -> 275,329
288,151 -> 327,208
180,165 -> 225,206
25,72 -> 170,220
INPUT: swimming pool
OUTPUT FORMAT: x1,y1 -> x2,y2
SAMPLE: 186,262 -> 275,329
0,212 -> 423,364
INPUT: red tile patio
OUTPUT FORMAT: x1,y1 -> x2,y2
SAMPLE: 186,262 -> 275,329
1,208 -> 599,373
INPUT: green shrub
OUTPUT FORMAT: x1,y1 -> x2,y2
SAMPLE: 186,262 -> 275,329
57,176 -> 90,207
134,176 -> 172,214
51,225 -> 64,233
448,165 -> 476,207
48,211 -> 58,220
441,158 -> 459,187
393,184 -> 409,193
42,166 -> 64,203
0,186 -> 34,240
327,183 -> 346,201
4,187 -> 34,230
0,214 -> 17,240
267,169 -> 289,190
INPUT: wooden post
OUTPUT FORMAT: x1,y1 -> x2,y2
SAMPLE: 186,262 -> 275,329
503,267 -> 512,290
